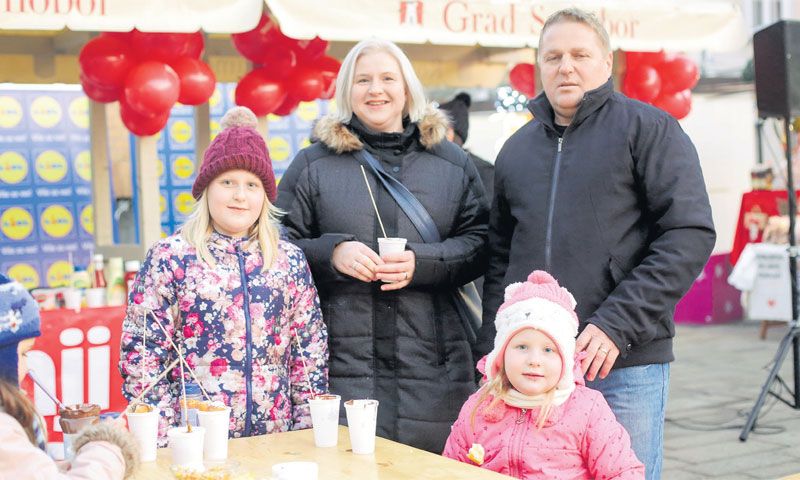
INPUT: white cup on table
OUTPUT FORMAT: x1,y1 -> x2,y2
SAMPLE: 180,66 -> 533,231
308,394 -> 340,447
127,407 -> 160,462
197,406 -> 231,461
167,426 -> 205,469
344,399 -> 379,455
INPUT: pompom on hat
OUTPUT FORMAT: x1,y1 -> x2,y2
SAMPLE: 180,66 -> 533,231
192,106 -> 277,202
485,270 -> 580,394
0,273 -> 41,385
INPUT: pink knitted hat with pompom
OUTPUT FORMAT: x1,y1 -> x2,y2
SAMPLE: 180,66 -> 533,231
485,270 -> 580,392
192,106 -> 277,202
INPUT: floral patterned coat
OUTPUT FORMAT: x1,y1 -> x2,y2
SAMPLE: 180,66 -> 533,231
119,231 -> 327,443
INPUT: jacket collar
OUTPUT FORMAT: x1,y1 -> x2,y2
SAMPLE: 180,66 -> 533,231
311,103 -> 449,154
207,230 -> 258,254
528,77 -> 614,132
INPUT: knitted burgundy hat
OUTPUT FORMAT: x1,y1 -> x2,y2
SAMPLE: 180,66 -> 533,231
192,106 -> 277,202
485,270 -> 580,392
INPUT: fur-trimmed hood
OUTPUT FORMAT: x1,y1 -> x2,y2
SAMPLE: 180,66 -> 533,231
312,103 -> 449,154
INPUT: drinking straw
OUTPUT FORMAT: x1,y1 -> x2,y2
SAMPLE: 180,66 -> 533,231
27,368 -> 65,410
119,357 -> 180,419
360,165 -> 387,238
146,311 -> 212,402
178,344 -> 191,432
293,329 -> 316,400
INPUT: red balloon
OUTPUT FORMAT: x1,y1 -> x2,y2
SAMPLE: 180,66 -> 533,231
232,13 -> 284,63
171,57 -> 216,106
509,63 -> 536,98
287,67 -> 324,101
652,89 -> 692,120
314,55 -> 341,100
123,61 -> 180,117
625,50 -> 667,68
99,31 -> 133,43
119,97 -> 170,136
235,68 -> 287,116
79,36 -> 135,89
131,30 -> 200,63
80,73 -> 120,103
296,36 -> 329,60
656,54 -> 699,94
261,48 -> 297,79
272,95 -> 300,117
622,65 -> 662,103
184,31 -> 205,59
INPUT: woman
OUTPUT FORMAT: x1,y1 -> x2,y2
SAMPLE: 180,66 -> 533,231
119,106 -> 327,443
0,273 -> 139,479
276,39 -> 488,452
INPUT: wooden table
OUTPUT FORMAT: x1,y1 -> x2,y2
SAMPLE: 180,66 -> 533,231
134,426 -> 510,479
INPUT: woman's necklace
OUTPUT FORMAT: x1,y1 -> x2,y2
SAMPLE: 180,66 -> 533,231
516,408 -> 528,424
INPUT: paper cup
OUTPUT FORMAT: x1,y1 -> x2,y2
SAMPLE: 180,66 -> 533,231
309,394 -> 340,448
85,287 -> 106,307
272,461 -> 319,480
344,399 -> 379,455
196,407 -> 231,461
127,407 -> 160,462
167,426 -> 205,469
378,237 -> 407,256
62,432 -> 77,462
63,288 -> 83,311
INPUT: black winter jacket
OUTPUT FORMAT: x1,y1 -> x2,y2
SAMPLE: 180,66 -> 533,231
275,107 -> 489,452
480,78 -> 715,369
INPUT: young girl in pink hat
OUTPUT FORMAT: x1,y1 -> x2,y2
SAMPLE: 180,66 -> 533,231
443,271 -> 644,479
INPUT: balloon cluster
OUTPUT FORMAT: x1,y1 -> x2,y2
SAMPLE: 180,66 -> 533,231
79,31 -> 216,136
232,13 -> 341,117
509,63 -> 536,98
622,51 -> 699,120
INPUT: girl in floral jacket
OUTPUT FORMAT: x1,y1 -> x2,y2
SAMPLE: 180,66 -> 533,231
443,271 -> 643,479
119,107 -> 327,443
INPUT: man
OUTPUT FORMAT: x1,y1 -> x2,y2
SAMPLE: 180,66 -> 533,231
480,8 -> 715,479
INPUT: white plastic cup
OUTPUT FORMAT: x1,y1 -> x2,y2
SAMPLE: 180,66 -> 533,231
63,288 -> 83,312
127,407 -> 160,462
308,394 -> 340,448
377,237 -> 407,256
85,287 -> 106,307
167,426 -> 205,469
344,399 -> 379,455
271,461 -> 319,480
196,406 -> 231,461
62,432 -> 77,462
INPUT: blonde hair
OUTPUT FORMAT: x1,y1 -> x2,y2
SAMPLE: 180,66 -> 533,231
470,362 -> 556,431
334,38 -> 427,124
538,7 -> 612,59
181,189 -> 283,272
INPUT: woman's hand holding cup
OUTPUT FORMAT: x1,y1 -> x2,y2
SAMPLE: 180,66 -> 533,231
333,241 -> 383,283
376,250 -> 415,291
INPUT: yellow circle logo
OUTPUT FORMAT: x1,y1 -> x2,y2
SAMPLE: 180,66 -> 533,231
75,151 -> 91,181
35,150 -> 68,183
297,101 -> 319,122
170,120 -> 192,144
30,96 -> 62,128
41,205 -> 73,238
159,194 -> 165,214
0,151 -> 29,184
267,137 -> 290,162
46,261 -> 72,287
158,159 -> 164,178
0,207 -> 34,240
68,97 -> 89,128
175,192 -> 196,215
0,97 -> 23,128
209,88 -> 221,108
210,120 -> 221,141
328,99 -> 337,114
173,156 -> 195,179
300,137 -> 312,149
8,264 -> 39,290
80,204 -> 94,234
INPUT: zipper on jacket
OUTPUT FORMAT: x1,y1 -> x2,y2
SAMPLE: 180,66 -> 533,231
236,246 -> 254,437
544,137 -> 564,272
510,408 -> 530,478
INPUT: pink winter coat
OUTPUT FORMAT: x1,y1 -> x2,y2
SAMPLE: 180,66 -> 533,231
0,412 -> 137,479
442,384 -> 644,480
